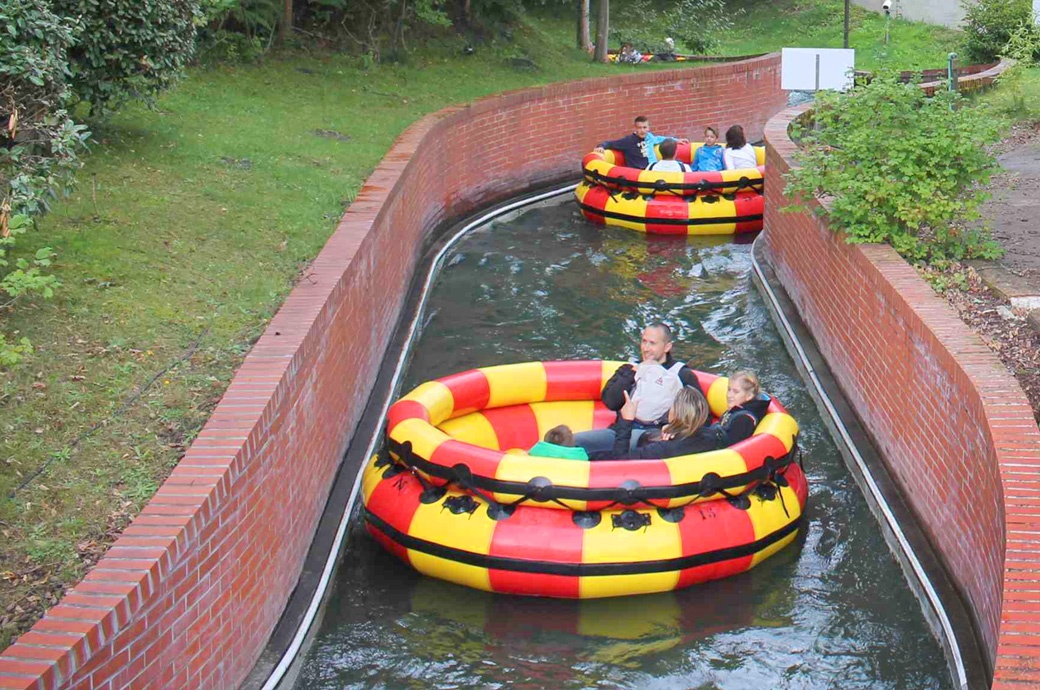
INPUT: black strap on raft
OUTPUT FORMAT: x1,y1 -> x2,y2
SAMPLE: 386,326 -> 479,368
385,435 -> 799,507
584,166 -> 763,196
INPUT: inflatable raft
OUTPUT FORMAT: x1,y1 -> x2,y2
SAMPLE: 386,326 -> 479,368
362,360 -> 806,599
575,143 -> 765,235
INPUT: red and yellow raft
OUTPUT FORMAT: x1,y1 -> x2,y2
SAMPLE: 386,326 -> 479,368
362,360 -> 806,599
575,143 -> 766,235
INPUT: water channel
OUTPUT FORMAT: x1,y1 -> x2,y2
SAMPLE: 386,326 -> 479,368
287,195 -> 952,689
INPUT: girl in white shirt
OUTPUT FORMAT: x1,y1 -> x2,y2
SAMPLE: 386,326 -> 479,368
723,124 -> 758,170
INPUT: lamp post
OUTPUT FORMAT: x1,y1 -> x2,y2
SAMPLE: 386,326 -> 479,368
844,0 -> 850,49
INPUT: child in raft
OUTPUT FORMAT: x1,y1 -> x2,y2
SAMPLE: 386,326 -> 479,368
590,386 -> 718,460
708,371 -> 770,446
528,424 -> 589,460
692,126 -> 724,172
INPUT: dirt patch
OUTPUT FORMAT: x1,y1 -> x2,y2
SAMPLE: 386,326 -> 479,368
936,121 -> 1040,424
981,121 -> 1040,282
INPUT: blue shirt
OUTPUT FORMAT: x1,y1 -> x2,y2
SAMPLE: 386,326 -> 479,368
692,144 -> 724,172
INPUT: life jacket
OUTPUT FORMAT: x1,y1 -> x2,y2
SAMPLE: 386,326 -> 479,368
633,361 -> 686,424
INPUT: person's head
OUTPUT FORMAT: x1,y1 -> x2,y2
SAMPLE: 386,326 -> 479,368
633,116 -> 650,139
703,126 -> 718,147
725,124 -> 746,149
544,424 -> 575,447
658,138 -> 677,161
664,37 -> 675,50
640,322 -> 673,363
664,387 -> 710,440
727,371 -> 760,409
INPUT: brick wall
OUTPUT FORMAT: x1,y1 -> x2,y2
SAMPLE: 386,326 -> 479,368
0,55 -> 788,690
764,103 -> 1040,687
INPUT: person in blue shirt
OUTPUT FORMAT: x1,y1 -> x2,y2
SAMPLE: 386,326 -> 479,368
691,126 -> 724,172
594,116 -> 689,169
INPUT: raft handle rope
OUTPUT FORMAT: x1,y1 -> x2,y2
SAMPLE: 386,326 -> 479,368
583,166 -> 763,196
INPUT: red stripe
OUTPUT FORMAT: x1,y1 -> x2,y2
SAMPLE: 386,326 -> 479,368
386,400 -> 428,433
675,500 -> 756,589
429,439 -> 503,477
482,405 -> 540,451
644,195 -> 692,236
733,191 -> 764,234
439,369 -> 490,417
364,468 -> 423,565
694,371 -> 717,395
586,459 -> 672,511
488,505 -> 582,597
544,360 -> 604,401
366,523 -> 410,565
734,434 -> 790,469
580,184 -> 610,224
592,403 -> 616,429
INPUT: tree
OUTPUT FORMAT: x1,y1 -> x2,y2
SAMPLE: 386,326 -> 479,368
280,0 -> 293,42
577,0 -> 592,52
594,0 -> 609,62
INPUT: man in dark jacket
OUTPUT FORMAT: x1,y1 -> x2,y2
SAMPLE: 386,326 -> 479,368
594,115 -> 690,169
574,322 -> 704,454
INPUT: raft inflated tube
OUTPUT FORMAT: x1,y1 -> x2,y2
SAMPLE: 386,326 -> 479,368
362,450 -> 807,599
581,143 -> 765,197
384,360 -> 798,512
574,181 -> 764,236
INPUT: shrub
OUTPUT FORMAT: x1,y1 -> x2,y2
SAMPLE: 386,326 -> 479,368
50,0 -> 200,113
784,74 -> 1003,264
962,0 -> 1034,63
1,0 -> 89,367
613,0 -> 736,55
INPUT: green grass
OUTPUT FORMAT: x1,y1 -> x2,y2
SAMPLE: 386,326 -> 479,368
721,0 -> 962,71
976,66 -> 1040,119
0,3 -> 964,649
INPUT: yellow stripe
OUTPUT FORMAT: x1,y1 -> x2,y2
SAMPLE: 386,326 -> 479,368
754,412 -> 799,449
388,417 -> 450,462
360,454 -> 384,506
579,510 -> 682,598
484,362 -> 547,408
407,491 -> 496,592
747,482 -> 803,567
440,412 -> 499,450
665,448 -> 747,494
601,361 -> 626,391
706,377 -> 729,417
495,452 -> 591,491
530,400 -> 596,436
401,380 -> 454,425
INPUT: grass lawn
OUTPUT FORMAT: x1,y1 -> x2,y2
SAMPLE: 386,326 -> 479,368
0,4 -> 963,649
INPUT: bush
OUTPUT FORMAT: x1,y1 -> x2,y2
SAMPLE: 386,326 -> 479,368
962,0 -> 1034,63
784,74 -> 1003,264
1,0 -> 89,367
613,0 -> 736,55
51,0 -> 200,113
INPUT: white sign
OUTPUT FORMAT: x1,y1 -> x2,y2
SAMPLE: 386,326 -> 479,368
781,48 -> 855,92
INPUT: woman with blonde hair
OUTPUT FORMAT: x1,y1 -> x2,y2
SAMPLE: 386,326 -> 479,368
590,386 -> 719,460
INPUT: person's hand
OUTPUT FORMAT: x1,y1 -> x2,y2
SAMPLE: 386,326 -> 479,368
660,429 -> 674,441
620,389 -> 639,421
678,138 -> 690,145
593,146 -> 606,154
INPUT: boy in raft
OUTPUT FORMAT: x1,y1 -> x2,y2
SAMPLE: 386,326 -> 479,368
647,139 -> 690,173
708,371 -> 770,446
594,115 -> 690,170
692,126 -> 724,172
528,425 -> 589,460
574,322 -> 703,454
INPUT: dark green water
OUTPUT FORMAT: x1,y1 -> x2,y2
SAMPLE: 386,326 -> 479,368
289,196 -> 952,689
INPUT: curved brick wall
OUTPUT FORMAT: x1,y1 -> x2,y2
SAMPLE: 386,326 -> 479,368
0,55 -> 787,690
764,97 -> 1040,687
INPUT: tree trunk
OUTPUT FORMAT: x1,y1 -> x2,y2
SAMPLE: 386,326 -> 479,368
594,0 -> 609,62
577,0 -> 592,52
280,0 -> 292,42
